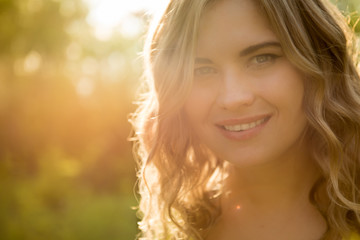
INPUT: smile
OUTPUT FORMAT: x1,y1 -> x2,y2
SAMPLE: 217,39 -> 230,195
222,118 -> 266,132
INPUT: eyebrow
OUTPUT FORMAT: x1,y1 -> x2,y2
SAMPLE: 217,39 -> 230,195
239,41 -> 281,56
194,41 -> 281,64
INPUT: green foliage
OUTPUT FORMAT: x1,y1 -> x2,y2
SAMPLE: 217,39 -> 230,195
332,0 -> 360,33
0,0 -> 142,239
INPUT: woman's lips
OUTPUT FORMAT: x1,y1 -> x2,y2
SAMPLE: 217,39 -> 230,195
221,117 -> 267,131
215,115 -> 271,141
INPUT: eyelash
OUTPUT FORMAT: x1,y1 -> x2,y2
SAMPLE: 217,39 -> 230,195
248,54 -> 280,68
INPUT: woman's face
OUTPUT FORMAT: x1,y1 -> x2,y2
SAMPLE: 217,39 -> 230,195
184,0 -> 308,167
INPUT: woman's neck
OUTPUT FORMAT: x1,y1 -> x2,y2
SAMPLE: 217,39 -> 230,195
205,149 -> 327,240
223,151 -> 321,212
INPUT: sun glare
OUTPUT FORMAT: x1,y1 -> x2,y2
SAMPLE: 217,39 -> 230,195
84,0 -> 167,40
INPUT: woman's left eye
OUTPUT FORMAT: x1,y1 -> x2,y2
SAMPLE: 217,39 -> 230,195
248,54 -> 280,68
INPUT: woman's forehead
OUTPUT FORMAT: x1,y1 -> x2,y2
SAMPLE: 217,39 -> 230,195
196,0 -> 277,57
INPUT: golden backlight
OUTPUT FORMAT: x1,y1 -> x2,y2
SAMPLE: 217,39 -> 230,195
85,0 -> 166,40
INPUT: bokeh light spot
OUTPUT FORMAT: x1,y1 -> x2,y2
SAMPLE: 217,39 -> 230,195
14,51 -> 43,76
76,77 -> 95,97
24,51 -> 42,73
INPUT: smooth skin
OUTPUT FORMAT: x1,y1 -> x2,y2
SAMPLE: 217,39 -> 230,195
184,0 -> 327,239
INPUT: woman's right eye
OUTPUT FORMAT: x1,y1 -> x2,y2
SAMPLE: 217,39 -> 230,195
194,66 -> 217,76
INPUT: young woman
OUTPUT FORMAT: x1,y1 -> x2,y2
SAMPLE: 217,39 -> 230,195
130,0 -> 360,239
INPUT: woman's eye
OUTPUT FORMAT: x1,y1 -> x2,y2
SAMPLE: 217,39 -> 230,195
248,54 -> 280,68
194,66 -> 217,76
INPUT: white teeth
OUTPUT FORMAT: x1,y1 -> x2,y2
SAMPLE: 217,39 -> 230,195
223,118 -> 266,132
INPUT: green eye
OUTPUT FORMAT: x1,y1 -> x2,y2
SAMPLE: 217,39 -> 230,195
255,55 -> 274,63
249,54 -> 280,68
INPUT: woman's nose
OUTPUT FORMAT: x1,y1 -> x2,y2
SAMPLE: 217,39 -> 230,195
216,70 -> 256,111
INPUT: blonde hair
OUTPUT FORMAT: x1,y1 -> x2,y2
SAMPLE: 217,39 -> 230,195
130,0 -> 360,239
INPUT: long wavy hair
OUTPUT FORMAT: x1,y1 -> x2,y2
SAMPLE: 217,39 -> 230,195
130,0 -> 360,239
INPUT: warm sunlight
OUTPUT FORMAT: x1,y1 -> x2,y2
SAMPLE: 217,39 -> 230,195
84,0 -> 167,40
3,0 -> 359,240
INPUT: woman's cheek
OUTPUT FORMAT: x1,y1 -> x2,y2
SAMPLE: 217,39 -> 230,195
184,84 -> 217,126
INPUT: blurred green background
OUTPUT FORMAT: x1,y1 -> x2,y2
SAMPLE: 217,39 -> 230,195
0,0 -> 358,240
